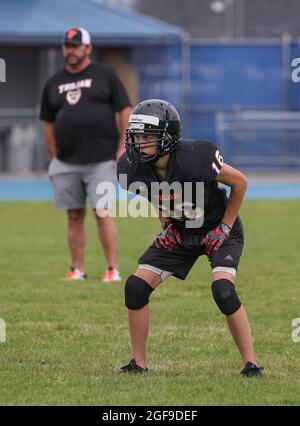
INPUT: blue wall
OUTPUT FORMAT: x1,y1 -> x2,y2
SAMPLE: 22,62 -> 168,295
133,44 -> 194,137
133,44 -> 183,111
190,44 -> 283,110
133,42 -> 300,170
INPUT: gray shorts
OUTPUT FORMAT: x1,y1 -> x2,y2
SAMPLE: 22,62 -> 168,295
48,158 -> 117,210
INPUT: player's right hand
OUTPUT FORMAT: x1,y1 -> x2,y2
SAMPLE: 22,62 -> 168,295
154,221 -> 183,250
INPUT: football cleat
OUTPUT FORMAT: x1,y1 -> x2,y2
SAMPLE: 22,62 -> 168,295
120,359 -> 148,373
240,362 -> 264,378
102,267 -> 122,282
64,267 -> 87,281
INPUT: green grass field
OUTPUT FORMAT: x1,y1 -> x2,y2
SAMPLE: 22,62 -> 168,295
0,200 -> 300,406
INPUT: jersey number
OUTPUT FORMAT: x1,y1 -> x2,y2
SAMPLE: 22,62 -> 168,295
212,150 -> 223,175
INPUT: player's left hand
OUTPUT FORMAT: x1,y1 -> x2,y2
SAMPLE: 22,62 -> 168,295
202,223 -> 231,256
154,221 -> 183,250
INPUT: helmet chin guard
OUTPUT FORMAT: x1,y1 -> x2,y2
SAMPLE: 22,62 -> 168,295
125,99 -> 181,165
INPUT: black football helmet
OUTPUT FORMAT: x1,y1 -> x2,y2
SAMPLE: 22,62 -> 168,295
125,99 -> 181,164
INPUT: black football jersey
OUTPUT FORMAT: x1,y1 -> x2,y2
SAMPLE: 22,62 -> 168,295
117,140 -> 227,235
40,62 -> 131,163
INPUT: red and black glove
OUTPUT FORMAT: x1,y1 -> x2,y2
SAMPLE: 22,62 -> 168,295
154,221 -> 183,250
202,223 -> 231,256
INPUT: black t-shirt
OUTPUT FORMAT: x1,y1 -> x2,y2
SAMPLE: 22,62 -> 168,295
40,62 -> 131,163
117,140 -> 227,235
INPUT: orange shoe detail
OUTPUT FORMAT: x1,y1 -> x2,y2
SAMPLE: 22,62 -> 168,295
65,268 -> 86,281
102,268 -> 122,282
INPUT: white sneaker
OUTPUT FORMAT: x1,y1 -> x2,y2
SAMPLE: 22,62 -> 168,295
64,267 -> 87,281
102,268 -> 122,282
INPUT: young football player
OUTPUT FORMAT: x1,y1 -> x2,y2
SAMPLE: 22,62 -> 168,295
117,99 -> 263,378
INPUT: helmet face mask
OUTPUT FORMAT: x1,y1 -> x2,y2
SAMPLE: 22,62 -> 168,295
125,129 -> 174,165
124,99 -> 181,165
129,132 -> 159,160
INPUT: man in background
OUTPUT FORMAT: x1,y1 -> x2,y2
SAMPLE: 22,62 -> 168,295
40,28 -> 132,282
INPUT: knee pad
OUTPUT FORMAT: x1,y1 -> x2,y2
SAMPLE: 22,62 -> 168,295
125,275 -> 154,310
211,279 -> 241,315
